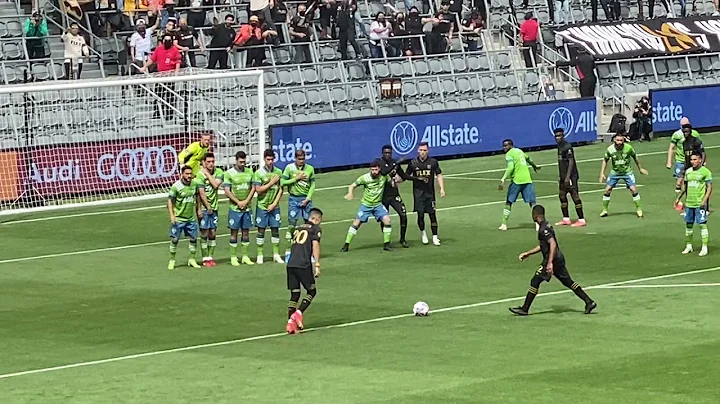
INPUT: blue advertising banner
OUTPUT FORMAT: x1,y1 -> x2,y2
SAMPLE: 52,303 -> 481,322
270,98 -> 598,170
651,85 -> 720,132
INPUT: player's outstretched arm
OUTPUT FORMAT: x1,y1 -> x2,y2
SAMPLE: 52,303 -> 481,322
345,183 -> 357,201
519,245 -> 541,260
526,155 -> 540,172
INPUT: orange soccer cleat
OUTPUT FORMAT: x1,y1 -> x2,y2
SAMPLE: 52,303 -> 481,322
291,310 -> 304,330
571,219 -> 587,227
286,319 -> 297,334
555,218 -> 572,226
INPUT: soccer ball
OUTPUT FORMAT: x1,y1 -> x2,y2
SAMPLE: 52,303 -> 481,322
413,301 -> 430,316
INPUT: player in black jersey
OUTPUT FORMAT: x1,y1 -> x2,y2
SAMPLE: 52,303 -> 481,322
376,145 -> 409,248
554,128 -> 586,227
510,205 -> 596,316
405,142 -> 445,246
681,124 -> 705,171
286,208 -> 323,334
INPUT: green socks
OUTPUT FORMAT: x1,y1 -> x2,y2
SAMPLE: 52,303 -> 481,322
345,226 -> 358,244
272,236 -> 280,255
686,224 -> 694,244
700,223 -> 709,246
169,241 -> 178,259
502,203 -> 512,225
230,240 -> 238,258
602,194 -> 611,211
632,193 -> 642,211
383,225 -> 392,243
188,242 -> 197,258
208,239 -> 216,257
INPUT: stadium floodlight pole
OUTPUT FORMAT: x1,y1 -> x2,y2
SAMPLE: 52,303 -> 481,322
0,69 -> 264,217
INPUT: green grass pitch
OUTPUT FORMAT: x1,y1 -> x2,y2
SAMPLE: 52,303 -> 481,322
1,136 -> 720,403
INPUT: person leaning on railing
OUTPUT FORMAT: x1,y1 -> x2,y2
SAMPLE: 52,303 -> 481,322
175,18 -> 203,67
289,3 -> 312,63
62,22 -> 90,80
129,17 -> 160,73
519,12 -> 539,68
24,11 -> 49,60
459,8 -> 484,52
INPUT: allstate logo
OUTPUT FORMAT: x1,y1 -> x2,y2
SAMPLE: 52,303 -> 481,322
390,121 -> 418,155
548,107 -> 574,136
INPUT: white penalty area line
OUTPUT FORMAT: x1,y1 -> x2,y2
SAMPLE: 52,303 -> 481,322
0,188 -> 612,265
1,265 -> 718,381
595,283 -> 720,289
3,145 -> 712,226
447,177 -> 603,186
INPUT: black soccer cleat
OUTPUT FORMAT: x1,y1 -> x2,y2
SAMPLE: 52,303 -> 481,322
400,240 -> 409,248
509,307 -> 529,316
383,242 -> 392,251
584,300 -> 597,315
341,243 -> 349,252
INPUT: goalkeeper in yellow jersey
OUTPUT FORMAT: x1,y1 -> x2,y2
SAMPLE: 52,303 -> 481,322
178,134 -> 212,174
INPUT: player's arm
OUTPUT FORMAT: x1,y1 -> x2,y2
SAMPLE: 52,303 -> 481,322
666,140 -> 676,169
167,197 -> 177,223
202,169 -> 222,189
403,161 -> 421,181
280,165 -> 296,187
197,181 -> 212,212
703,174 -> 713,208
698,141 -> 707,165
599,153 -> 609,182
345,176 -> 362,200
268,182 -> 283,210
564,153 -> 575,183
254,173 -> 279,193
434,161 -> 445,197
178,142 -> 199,167
525,155 -> 540,172
306,168 -> 316,200
500,157 -> 514,187
312,239 -> 321,277
631,149 -> 649,175
676,181 -> 687,205
518,245 -> 541,260
223,183 -> 242,207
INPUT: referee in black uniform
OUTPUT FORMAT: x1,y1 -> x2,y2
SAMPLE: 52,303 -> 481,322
376,145 -> 409,248
510,205 -> 596,316
286,208 -> 323,334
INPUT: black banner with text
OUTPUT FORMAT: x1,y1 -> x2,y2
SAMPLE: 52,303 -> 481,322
555,17 -> 720,60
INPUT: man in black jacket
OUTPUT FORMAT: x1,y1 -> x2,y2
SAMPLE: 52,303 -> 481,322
557,47 -> 596,97
337,2 -> 363,59
207,14 -> 236,69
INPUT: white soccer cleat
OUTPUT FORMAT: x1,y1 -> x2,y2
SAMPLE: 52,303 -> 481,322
682,245 -> 693,255
699,247 -> 708,257
498,224 -> 507,231
256,256 -> 264,264
637,210 -> 643,218
421,231 -> 429,244
273,254 -> 284,264
432,235 -> 441,246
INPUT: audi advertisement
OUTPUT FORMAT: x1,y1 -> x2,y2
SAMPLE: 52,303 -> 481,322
6,133 -> 192,200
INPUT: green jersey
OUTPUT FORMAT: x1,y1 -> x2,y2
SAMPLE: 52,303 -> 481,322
354,173 -> 388,208
224,166 -> 255,212
670,129 -> 700,163
194,168 -> 224,211
254,165 -> 283,210
684,166 -> 712,208
282,163 -> 316,198
503,147 -> 533,185
168,180 -> 197,222
604,144 -> 636,175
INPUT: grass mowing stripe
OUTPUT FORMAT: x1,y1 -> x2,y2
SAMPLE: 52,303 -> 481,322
447,177 -> 602,186
0,188 -> 612,265
0,264 -> 718,380
3,144 -> 708,226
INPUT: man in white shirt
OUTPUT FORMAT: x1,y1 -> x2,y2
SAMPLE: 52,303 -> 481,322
369,12 -> 392,58
129,18 -> 159,74
62,22 -> 88,79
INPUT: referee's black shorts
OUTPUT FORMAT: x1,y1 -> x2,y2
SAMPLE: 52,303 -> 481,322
383,195 -> 407,215
559,177 -> 579,194
286,266 -> 315,291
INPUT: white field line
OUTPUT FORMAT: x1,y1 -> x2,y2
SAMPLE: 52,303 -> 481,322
447,177 -> 602,186
595,283 -> 720,289
0,188 -> 612,265
3,145 -> 707,226
0,265 -> 718,380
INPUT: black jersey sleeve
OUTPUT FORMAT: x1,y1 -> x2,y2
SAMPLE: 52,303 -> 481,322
432,159 -> 442,175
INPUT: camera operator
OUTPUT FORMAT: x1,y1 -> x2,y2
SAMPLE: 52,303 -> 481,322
24,11 -> 48,60
632,96 -> 653,142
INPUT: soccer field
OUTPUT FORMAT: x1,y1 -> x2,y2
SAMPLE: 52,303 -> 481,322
1,136 -> 720,403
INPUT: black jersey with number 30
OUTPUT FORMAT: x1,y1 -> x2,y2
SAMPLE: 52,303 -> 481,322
287,223 -> 321,268
538,221 -> 565,267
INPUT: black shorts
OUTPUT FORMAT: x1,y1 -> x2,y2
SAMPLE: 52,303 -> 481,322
559,178 -> 579,194
413,194 -> 436,215
287,266 -> 316,291
383,195 -> 407,215
535,263 -> 570,282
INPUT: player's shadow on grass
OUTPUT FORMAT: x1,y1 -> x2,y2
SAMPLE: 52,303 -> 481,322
531,305 -> 585,315
514,223 -> 538,230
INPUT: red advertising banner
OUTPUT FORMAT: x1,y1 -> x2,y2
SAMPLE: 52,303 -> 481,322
11,133 -> 198,199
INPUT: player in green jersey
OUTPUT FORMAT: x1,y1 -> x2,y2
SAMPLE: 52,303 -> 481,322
498,139 -> 540,231
224,151 -> 256,266
281,149 -> 316,262
599,135 -> 648,218
342,160 -> 393,251
676,152 -> 712,257
167,165 -> 201,270
195,153 -> 224,267
254,149 -> 285,264
666,117 -> 700,193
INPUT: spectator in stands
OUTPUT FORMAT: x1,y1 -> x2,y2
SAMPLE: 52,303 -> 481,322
140,32 -> 182,120
270,0 -> 289,42
390,12 -> 412,57
162,17 -> 178,38
187,0 -> 213,29
62,22 -> 88,79
234,15 -> 276,67
250,0 -> 275,28
344,0 -> 367,38
24,11 -> 48,60
554,0 -> 570,24
290,4 -> 312,63
337,3 -> 364,59
319,0 -> 339,39
446,0 -> 462,27
590,0 -> 613,22
160,0 -> 181,29
460,9 -> 484,52
405,6 -> 424,55
259,14 -> 279,45
207,13 -> 236,69
427,4 -> 453,55
369,12 -> 393,58
130,18 -> 160,73
175,18 -> 202,67
519,12 -> 538,68
556,47 -> 596,97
